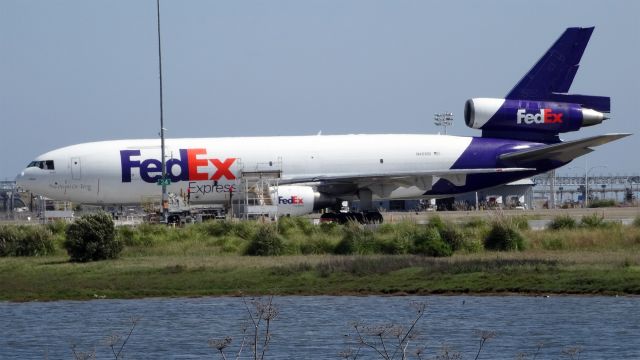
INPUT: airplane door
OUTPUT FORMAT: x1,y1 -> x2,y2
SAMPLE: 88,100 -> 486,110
71,157 -> 81,180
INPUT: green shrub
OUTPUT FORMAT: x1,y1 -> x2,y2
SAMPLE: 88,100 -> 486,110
540,237 -> 565,250
484,221 -> 525,251
0,225 -> 55,257
319,221 -> 341,235
233,221 -> 257,240
300,235 -> 335,255
245,224 -> 284,256
459,237 -> 484,253
0,225 -> 20,256
64,213 -> 123,262
198,220 -> 235,237
13,226 -> 55,256
580,213 -> 608,228
46,219 -> 68,235
439,225 -> 466,251
427,215 -> 446,232
376,234 -> 412,255
116,225 -> 136,246
509,215 -> 530,230
464,217 -> 489,229
119,223 -> 165,246
634,216 -> 640,228
548,215 -> 577,230
277,216 -> 298,235
412,227 -> 452,257
589,199 -> 616,208
277,216 -> 315,236
334,222 -> 376,255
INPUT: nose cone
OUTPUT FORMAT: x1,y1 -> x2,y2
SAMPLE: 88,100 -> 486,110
15,169 -> 27,190
15,167 -> 40,194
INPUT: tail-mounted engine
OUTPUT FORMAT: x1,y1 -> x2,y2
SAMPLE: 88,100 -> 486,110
464,98 -> 609,142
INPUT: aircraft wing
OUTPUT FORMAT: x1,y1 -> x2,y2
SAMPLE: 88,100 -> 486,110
280,167 -> 535,197
499,133 -> 631,164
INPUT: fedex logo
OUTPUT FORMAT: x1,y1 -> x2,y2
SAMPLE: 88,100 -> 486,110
516,109 -> 563,125
278,196 -> 304,205
120,148 -> 236,183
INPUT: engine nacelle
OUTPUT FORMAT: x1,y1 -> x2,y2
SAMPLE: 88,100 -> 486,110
270,185 -> 336,216
464,98 -> 607,134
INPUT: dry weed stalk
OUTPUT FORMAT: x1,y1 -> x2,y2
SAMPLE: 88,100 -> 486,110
348,301 -> 426,360
210,295 -> 278,360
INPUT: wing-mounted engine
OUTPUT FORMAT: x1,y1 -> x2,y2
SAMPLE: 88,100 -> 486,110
271,185 -> 336,216
464,98 -> 608,142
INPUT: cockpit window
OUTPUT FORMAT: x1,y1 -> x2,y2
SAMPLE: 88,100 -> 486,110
27,160 -> 55,170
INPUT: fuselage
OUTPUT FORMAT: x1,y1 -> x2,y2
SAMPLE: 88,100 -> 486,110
16,133 -> 552,207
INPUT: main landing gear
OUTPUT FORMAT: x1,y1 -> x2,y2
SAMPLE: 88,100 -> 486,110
320,211 -> 383,224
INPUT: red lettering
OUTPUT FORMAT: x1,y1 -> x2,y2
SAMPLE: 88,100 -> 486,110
210,158 -> 236,180
544,109 -> 563,124
188,148 -> 209,181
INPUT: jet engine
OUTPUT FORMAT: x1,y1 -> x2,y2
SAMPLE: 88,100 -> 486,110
271,185 -> 336,216
464,98 -> 607,134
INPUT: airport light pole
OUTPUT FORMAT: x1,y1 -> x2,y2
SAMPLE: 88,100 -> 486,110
568,163 -> 607,208
434,112 -> 454,135
156,0 -> 168,222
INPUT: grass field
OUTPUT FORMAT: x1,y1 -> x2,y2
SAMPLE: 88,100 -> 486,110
1,214 -> 640,301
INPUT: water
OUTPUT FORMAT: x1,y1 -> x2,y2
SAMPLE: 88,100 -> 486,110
1,295 -> 638,359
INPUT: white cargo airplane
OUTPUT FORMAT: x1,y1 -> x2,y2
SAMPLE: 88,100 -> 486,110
16,27 -> 629,221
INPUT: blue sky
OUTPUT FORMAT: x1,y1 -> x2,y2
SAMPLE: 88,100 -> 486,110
1,0 -> 638,179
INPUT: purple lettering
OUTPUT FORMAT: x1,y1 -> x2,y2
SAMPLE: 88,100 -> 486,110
120,150 -> 141,182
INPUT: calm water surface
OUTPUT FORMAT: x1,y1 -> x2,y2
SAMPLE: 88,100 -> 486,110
1,295 -> 638,359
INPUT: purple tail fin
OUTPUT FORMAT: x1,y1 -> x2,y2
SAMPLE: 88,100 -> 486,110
506,27 -> 609,112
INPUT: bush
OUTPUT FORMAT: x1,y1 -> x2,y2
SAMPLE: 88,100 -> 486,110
412,227 -> 452,257
300,236 -> 335,255
376,235 -> 412,255
0,225 -> 55,257
245,224 -> 284,256
484,221 -> 525,251
0,225 -> 20,256
634,216 -> 640,228
439,225 -> 466,251
548,215 -> 577,230
588,199 -> 616,208
233,221 -> 257,240
198,220 -> 234,237
334,222 -> 376,255
46,219 -> 68,235
464,217 -> 489,229
64,213 -> 122,262
319,221 -> 341,235
509,215 -> 530,230
427,215 -> 446,232
13,226 -> 55,256
580,213 -> 608,228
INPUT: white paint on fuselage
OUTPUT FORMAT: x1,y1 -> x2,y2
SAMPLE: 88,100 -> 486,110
17,134 -> 473,205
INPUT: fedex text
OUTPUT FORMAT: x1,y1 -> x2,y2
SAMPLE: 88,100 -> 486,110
516,109 -> 563,125
120,148 -> 236,183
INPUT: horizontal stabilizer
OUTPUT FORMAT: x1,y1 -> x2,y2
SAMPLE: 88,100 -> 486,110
499,133 -> 631,164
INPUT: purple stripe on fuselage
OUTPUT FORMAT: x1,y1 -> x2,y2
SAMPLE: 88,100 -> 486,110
425,137 -> 568,196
